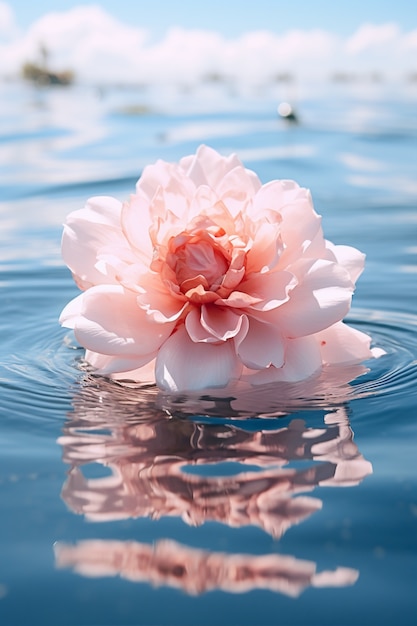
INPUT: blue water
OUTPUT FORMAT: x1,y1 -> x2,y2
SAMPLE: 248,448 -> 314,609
0,80 -> 416,626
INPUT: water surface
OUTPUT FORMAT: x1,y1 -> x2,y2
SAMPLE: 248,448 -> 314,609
0,80 -> 416,625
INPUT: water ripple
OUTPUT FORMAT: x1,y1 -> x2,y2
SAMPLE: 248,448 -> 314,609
346,308 -> 417,399
2,295 -> 415,422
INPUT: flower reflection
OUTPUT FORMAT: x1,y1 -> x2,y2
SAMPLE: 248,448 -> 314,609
58,382 -> 371,534
55,538 -> 358,598
56,377 -> 372,596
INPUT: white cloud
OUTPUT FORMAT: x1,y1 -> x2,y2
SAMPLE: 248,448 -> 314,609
0,1 -> 18,39
211,29 -> 338,81
402,28 -> 417,50
0,3 -> 415,84
136,27 -> 227,83
343,22 -> 415,75
345,23 -> 400,55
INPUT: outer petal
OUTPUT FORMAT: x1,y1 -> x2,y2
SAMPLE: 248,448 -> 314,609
61,285 -> 176,357
244,335 -> 322,384
251,180 -> 319,222
155,325 -> 242,391
85,350 -> 156,377
60,292 -> 83,329
66,195 -> 122,230
272,259 -> 354,337
315,321 -> 374,365
62,196 -> 134,289
279,335 -> 324,381
278,185 -> 321,241
121,194 -> 154,262
235,318 -> 285,369
110,358 -> 156,384
325,242 -> 365,284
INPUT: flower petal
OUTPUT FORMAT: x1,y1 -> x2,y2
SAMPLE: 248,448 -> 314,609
185,308 -> 219,343
62,285 -> 176,357
245,335 -> 322,384
136,158 -> 195,212
185,305 -> 247,343
235,318 -> 285,369
59,292 -> 83,329
216,165 -> 262,216
62,196 -> 133,289
251,181 -> 323,267
155,325 -> 242,391
136,272 -> 187,323
276,335 -> 323,381
240,270 -> 297,311
121,194 -> 154,262
182,144 -> 243,189
110,358 -> 156,384
201,304 -> 247,341
187,185 -> 225,223
245,221 -> 283,274
325,242 -> 365,284
85,350 -> 156,377
273,260 -> 354,337
215,290 -> 263,308
316,321 -> 374,365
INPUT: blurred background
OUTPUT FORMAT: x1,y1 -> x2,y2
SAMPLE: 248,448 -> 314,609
1,0 -> 417,89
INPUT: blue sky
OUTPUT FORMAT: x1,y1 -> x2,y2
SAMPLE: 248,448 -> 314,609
1,1 -> 416,85
8,0 -> 417,39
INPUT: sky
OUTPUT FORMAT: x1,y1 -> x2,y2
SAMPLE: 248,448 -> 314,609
6,0 -> 417,39
1,1 -> 416,84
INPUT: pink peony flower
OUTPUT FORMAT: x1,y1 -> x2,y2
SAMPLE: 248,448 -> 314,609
60,145 -> 380,392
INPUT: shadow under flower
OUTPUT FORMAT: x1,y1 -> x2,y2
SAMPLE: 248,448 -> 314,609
55,376 -> 372,596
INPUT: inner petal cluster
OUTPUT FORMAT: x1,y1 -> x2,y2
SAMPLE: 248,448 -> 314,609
160,223 -> 248,305
172,238 -> 228,292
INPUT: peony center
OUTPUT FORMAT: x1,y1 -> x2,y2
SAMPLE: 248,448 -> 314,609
174,240 -> 229,293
